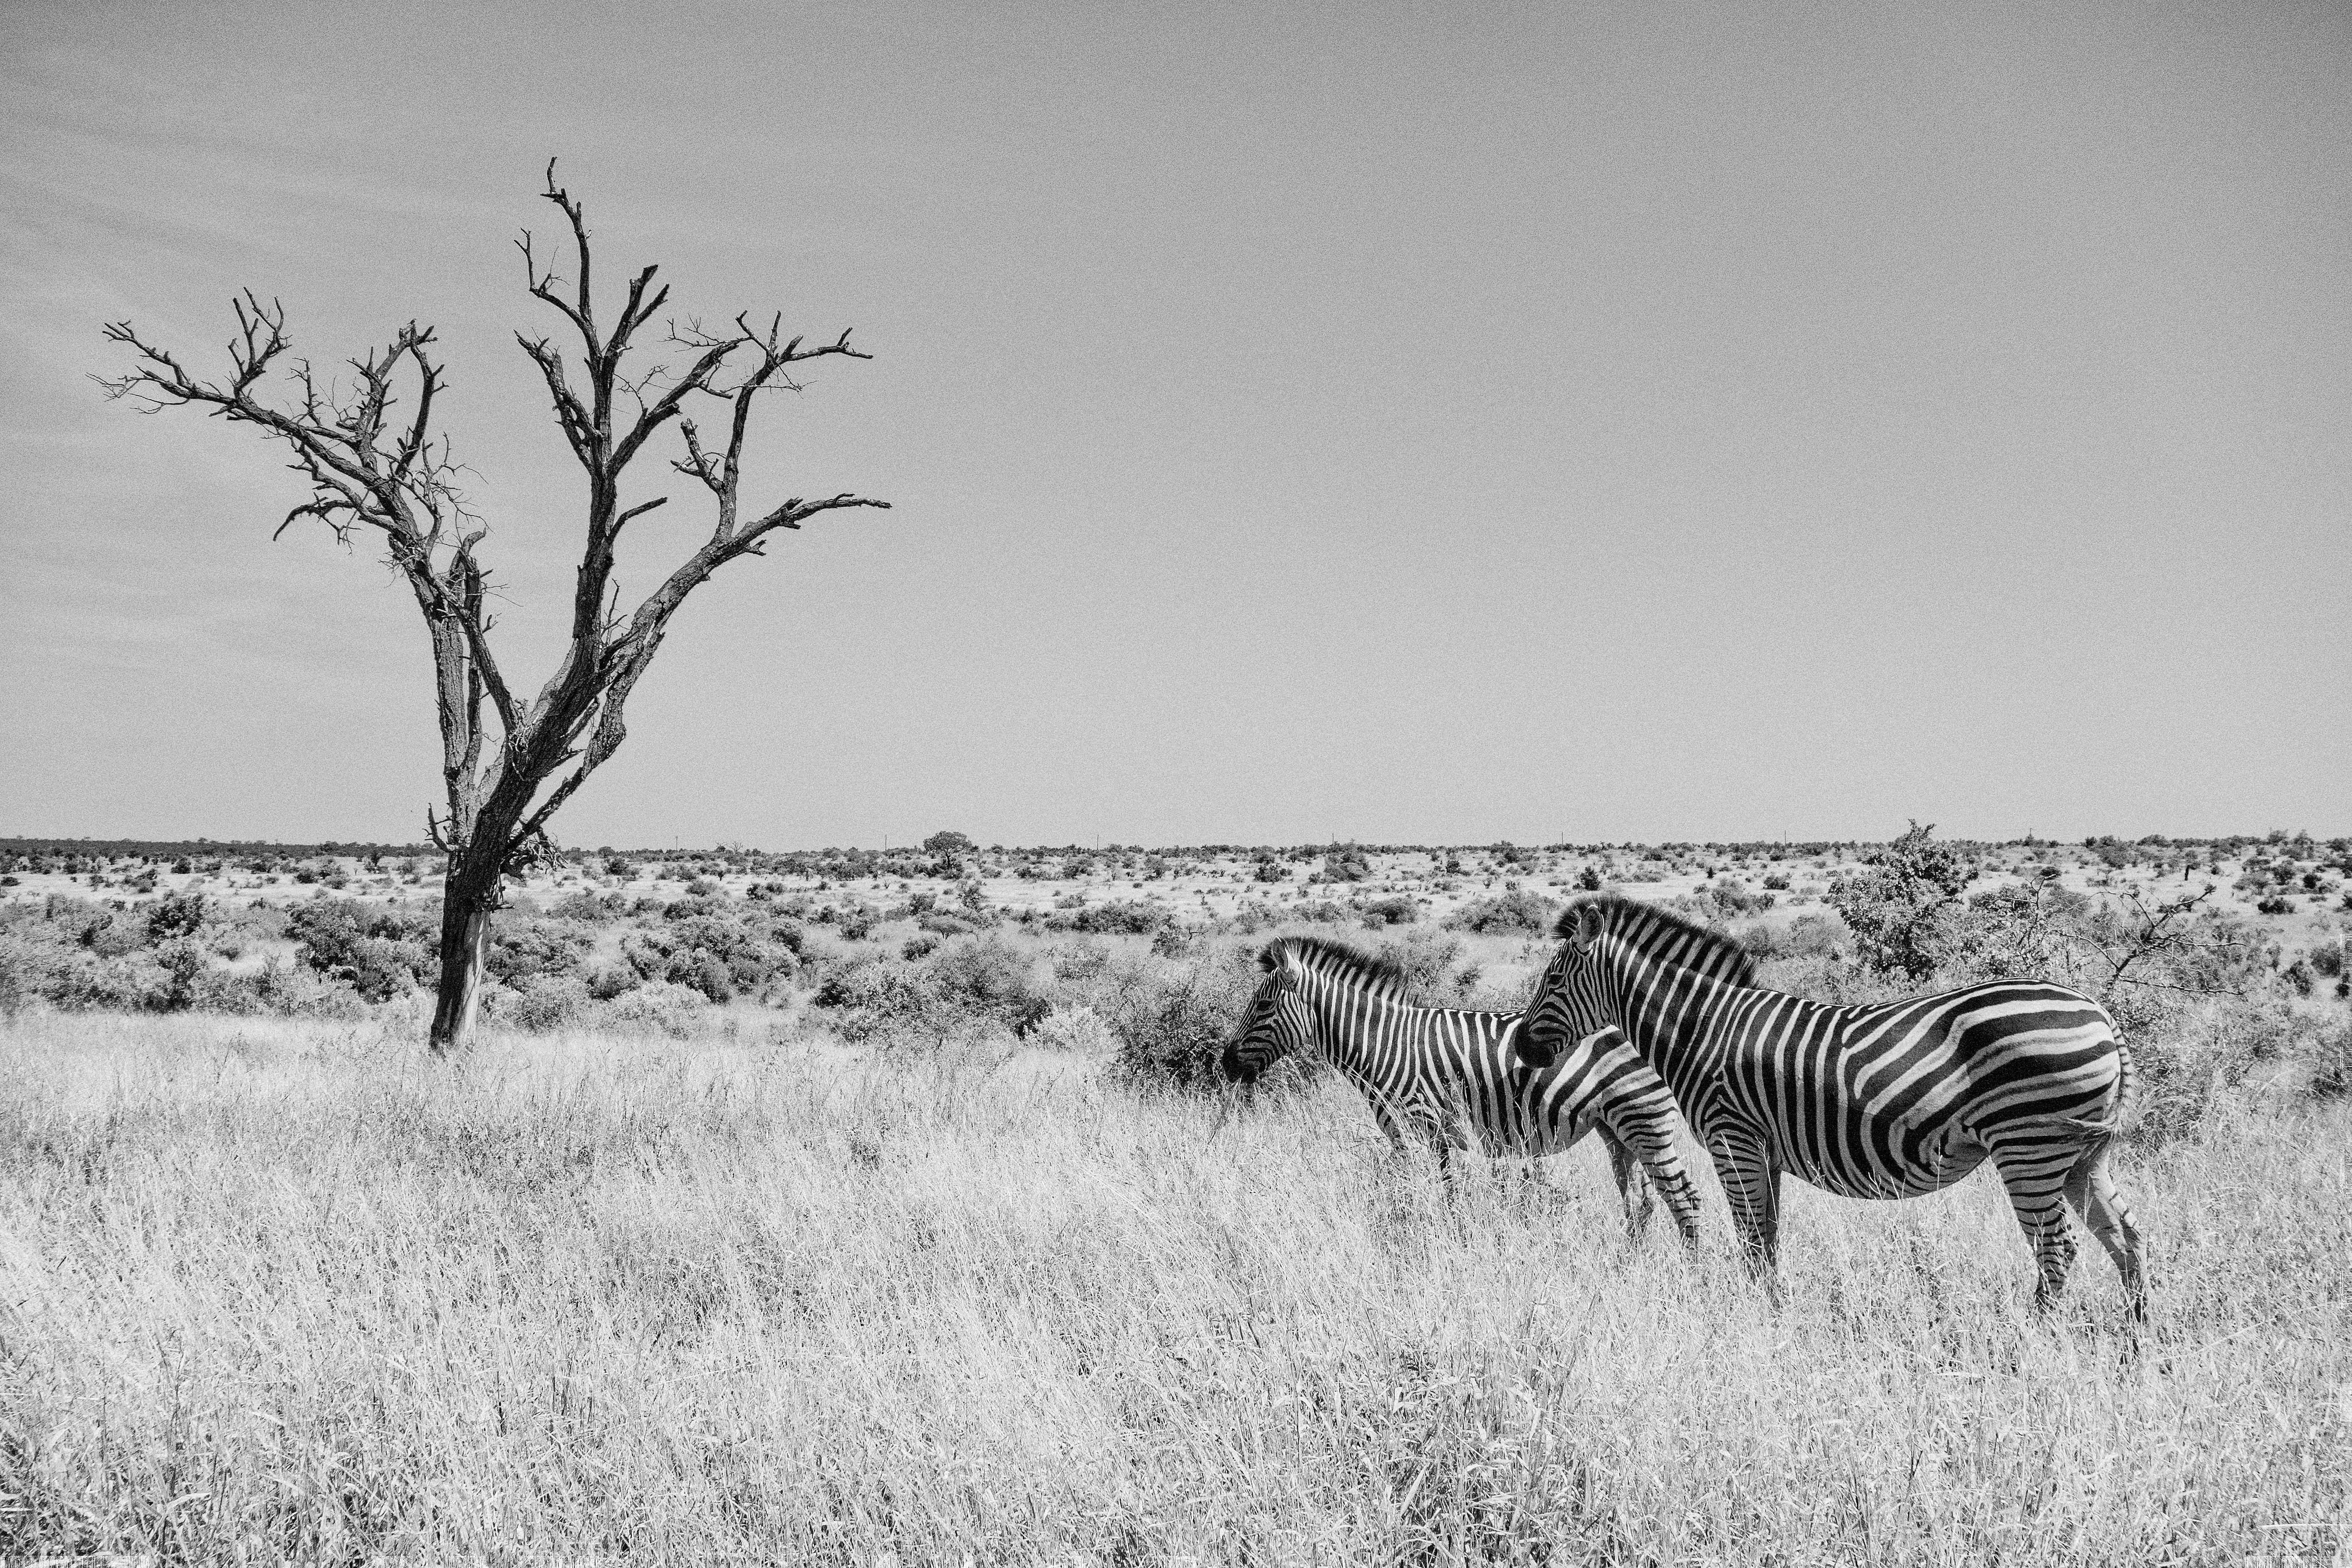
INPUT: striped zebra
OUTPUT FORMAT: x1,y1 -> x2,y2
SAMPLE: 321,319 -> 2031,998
1513,896 -> 2146,1316
1223,936 -> 1703,1242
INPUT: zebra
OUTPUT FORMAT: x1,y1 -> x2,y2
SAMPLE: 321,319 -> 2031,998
1223,935 -> 1703,1242
1512,895 -> 2147,1317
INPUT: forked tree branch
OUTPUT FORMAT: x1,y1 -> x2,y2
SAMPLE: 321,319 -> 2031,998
101,164 -> 887,1054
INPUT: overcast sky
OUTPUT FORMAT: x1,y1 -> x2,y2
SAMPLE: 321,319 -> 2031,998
3,1 -> 2345,848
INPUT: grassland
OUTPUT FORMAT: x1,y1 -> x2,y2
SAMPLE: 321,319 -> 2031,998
4,1007 -> 2348,1566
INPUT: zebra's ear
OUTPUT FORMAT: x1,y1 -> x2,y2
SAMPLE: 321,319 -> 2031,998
1555,900 -> 1605,952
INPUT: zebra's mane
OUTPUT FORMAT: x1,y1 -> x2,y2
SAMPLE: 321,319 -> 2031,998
1259,935 -> 1411,1000
1557,894 -> 1758,986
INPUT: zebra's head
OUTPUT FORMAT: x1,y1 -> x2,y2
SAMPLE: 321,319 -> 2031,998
1514,900 -> 1613,1071
1222,944 -> 1318,1083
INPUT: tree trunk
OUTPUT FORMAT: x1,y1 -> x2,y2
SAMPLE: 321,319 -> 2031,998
429,854 -> 501,1054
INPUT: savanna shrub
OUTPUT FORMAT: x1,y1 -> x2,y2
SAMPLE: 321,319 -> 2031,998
1047,899 -> 1172,937
1356,896 -> 1419,927
144,890 -> 207,940
810,958 -> 957,1044
487,917 -> 595,988
2123,997 -> 2302,1146
1317,848 -> 1372,883
1826,822 -> 1972,979
550,890 -> 627,922
1444,889 -> 1561,937
1150,922 -> 1202,958
1101,945 -> 1259,1092
2306,1015 -> 2352,1101
1029,1002 -> 1117,1053
285,899 -> 434,1002
494,976 -> 593,1033
599,978 -> 706,1038
624,915 -> 791,1003
581,963 -> 639,1001
1372,929 -> 1474,1006
926,933 -> 1055,1034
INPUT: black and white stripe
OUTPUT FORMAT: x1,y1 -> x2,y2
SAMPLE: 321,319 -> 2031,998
1224,936 -> 1702,1242
1515,896 -> 2146,1316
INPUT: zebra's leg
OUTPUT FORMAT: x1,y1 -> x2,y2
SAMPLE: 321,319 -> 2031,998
1710,1128 -> 1783,1287
1431,1110 -> 1477,1202
2062,1145 -> 2148,1321
1367,1105 -> 1419,1177
1595,1110 -> 1700,1247
1598,1127 -> 1660,1240
1988,1135 -> 2084,1314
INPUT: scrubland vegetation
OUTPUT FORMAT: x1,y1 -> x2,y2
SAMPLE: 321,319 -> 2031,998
3,828 -> 2349,1562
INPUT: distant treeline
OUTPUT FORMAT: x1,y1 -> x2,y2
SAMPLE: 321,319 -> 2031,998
9,827 -> 2342,888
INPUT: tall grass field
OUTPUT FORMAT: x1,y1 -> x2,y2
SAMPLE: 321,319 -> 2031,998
4,1009 -> 2347,1565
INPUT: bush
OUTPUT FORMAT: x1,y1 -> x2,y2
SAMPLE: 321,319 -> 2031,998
810,958 -> 955,1044
1356,896 -> 1419,928
1706,879 -> 1770,917
926,934 -> 1056,1034
1046,899 -> 1172,937
814,934 -> 1055,1043
624,914 -> 793,1003
145,890 -> 207,940
285,899 -> 435,1002
1825,823 -> 1972,980
1029,1002 -> 1117,1054
1101,946 -> 1259,1092
1316,847 -> 1372,884
488,916 -> 595,988
1444,889 -> 1561,936
495,976 -> 593,1033
2307,1015 -> 2352,1102
1372,929 -> 1473,1006
598,978 -> 706,1038
2124,998 -> 2304,1146
550,890 -> 627,923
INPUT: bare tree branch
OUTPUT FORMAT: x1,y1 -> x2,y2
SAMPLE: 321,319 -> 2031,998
100,167 -> 886,1052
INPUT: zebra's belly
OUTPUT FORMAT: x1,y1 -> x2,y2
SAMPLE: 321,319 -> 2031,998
1382,1087 -> 1584,1158
1780,1121 -> 1989,1201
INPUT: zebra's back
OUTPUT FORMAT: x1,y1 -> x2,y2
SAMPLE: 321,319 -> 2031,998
1710,979 -> 2124,1200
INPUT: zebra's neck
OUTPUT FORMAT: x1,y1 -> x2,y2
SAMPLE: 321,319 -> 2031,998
1296,968 -> 1416,1074
1600,934 -> 1759,1103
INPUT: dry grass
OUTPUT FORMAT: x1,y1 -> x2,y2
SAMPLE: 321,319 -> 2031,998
2,1011 -> 2348,1565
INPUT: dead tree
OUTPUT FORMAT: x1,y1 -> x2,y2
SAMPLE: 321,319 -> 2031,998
98,163 -> 887,1052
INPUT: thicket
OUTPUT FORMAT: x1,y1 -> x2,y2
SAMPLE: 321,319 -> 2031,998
4,837 -> 2345,1147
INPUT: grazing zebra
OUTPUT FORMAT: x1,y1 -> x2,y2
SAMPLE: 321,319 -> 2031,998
1223,936 -> 1702,1242
1513,896 -> 2146,1316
